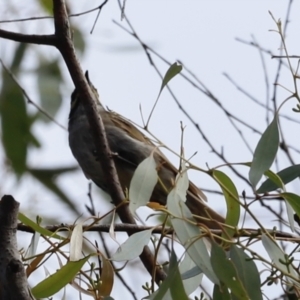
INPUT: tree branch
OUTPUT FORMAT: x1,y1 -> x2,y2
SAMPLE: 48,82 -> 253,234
0,195 -> 34,300
51,0 -> 166,283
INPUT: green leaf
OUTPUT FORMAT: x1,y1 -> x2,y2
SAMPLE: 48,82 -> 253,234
211,243 -> 249,300
159,62 -> 182,96
167,188 -> 218,284
257,165 -> 300,193
213,283 -> 231,300
18,213 -> 64,240
230,246 -> 263,300
129,153 -> 158,214
249,116 -> 279,188
69,223 -> 83,261
149,250 -> 189,300
27,167 -> 80,214
212,170 -> 240,241
31,257 -> 89,298
281,192 -> 300,223
0,45 -> 39,176
37,60 -> 63,121
256,169 -> 284,194
11,43 -> 27,70
39,0 -> 53,14
111,229 -> 153,261
177,254 -> 203,296
261,234 -> 297,278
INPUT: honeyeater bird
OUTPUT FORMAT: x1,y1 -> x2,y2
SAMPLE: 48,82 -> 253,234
68,72 -> 225,229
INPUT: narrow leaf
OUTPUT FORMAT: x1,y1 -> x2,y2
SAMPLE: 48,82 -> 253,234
149,250 -> 189,300
257,165 -> 300,193
261,234 -> 297,278
281,192 -> 300,230
18,213 -> 63,239
129,153 -> 158,214
37,60 -> 63,122
256,170 -> 284,194
167,188 -> 218,284
98,256 -> 114,297
249,116 -> 279,187
230,246 -> 263,300
69,223 -> 83,261
213,283 -> 231,300
31,257 -> 89,298
111,229 -> 153,261
211,243 -> 249,299
212,170 -> 240,240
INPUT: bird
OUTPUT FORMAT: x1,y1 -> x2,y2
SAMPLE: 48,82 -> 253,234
68,71 -> 225,230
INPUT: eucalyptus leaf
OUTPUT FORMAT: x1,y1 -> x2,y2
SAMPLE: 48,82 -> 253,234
249,116 -> 279,188
212,170 -> 240,241
261,234 -> 297,279
129,153 -> 158,214
31,257 -> 89,298
211,243 -> 249,299
37,60 -> 63,122
149,250 -> 189,300
257,165 -> 300,193
69,223 -> 83,261
0,46 -> 39,176
167,187 -> 218,284
27,167 -> 80,214
99,256 -> 114,297
111,229 -> 153,261
230,246 -> 263,300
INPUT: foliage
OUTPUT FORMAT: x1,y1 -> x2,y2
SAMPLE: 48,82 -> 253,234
1,1 -> 300,300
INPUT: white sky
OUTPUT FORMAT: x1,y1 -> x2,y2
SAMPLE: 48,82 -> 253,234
1,0 -> 300,299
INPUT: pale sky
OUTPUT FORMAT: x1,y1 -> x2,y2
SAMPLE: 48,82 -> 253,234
1,1 -> 300,299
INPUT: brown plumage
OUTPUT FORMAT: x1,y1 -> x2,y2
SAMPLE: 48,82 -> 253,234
68,72 -> 225,229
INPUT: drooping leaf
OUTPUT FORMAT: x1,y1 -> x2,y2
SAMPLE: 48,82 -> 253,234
129,153 -> 158,214
230,246 -> 263,300
98,256 -> 114,297
211,243 -> 249,300
18,212 -> 64,240
27,166 -> 80,214
213,283 -> 231,300
37,59 -> 63,122
0,44 -> 38,176
167,187 -> 218,284
257,165 -> 300,193
111,229 -> 153,261
149,250 -> 189,300
26,253 -> 47,278
281,192 -> 300,231
249,116 -> 279,188
69,223 -> 83,261
177,254 -> 203,296
261,234 -> 297,278
256,169 -> 284,194
212,170 -> 240,241
31,257 -> 89,298
26,232 -> 41,262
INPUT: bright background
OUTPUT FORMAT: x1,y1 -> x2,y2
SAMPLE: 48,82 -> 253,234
1,1 -> 300,299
